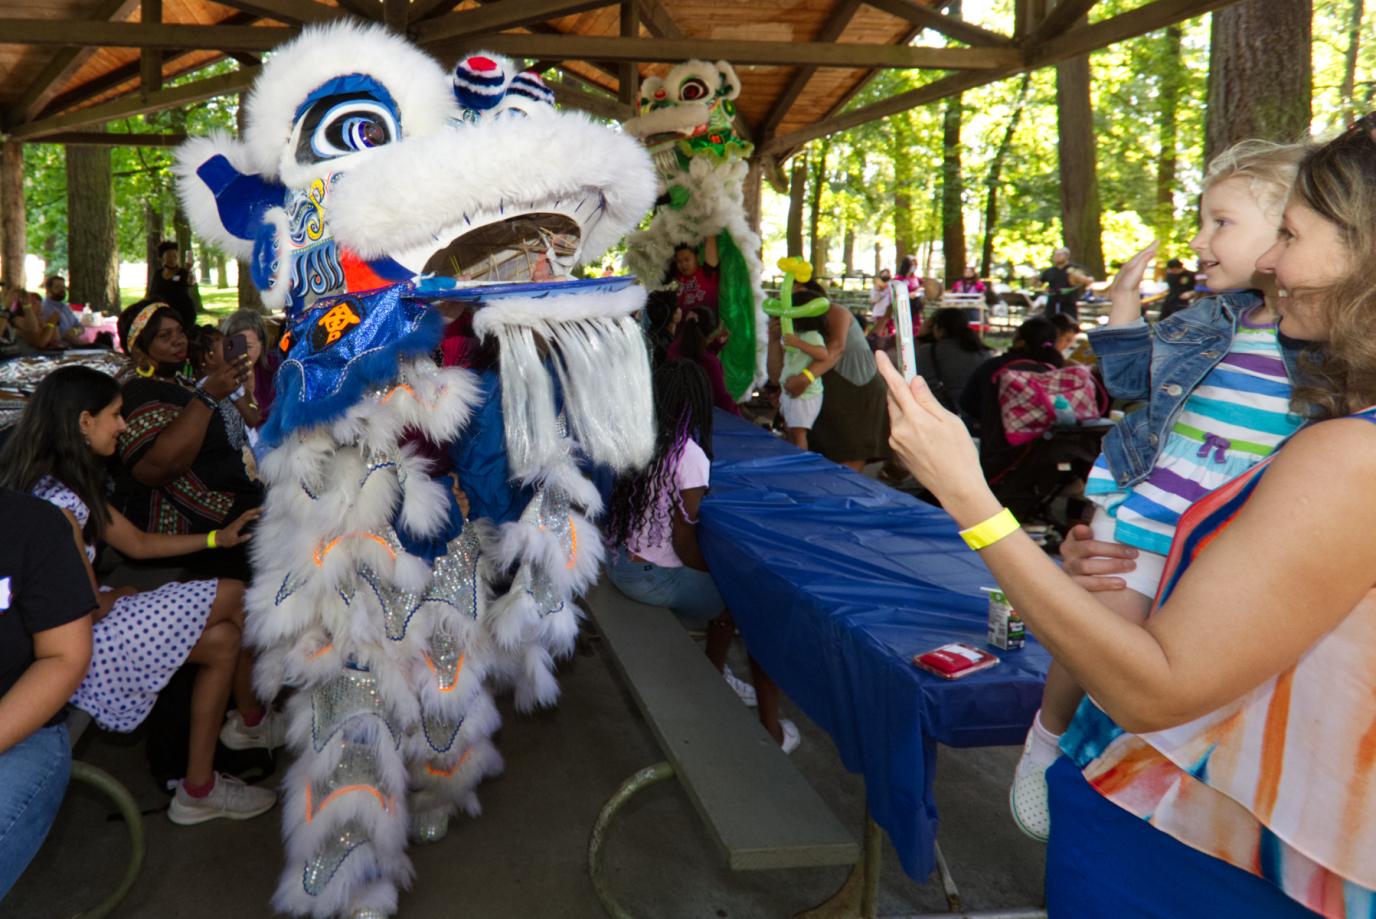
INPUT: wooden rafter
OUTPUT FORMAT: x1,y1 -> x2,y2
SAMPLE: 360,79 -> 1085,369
1023,0 -> 1098,46
414,0 -> 620,44
547,81 -> 631,120
619,1 -> 640,106
141,0 -> 163,93
7,0 -> 139,125
408,0 -> 463,22
863,0 -> 1014,47
383,0 -> 408,30
0,19 -> 296,52
765,0 -> 1237,157
6,66 -> 259,141
28,131 -> 189,146
431,34 -> 1022,69
758,0 -> 865,141
209,0 -> 346,23
331,0 -> 383,18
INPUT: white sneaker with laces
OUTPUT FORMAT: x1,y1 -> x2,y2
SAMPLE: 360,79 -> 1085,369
779,718 -> 801,755
219,709 -> 287,751
168,772 -> 277,825
722,666 -> 758,707
1009,730 -> 1052,842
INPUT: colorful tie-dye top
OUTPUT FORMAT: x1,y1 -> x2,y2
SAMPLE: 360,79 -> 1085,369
1062,408 -> 1376,919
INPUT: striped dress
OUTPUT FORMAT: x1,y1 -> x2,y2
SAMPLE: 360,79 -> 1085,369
1085,307 -> 1303,557
1062,408 -> 1376,917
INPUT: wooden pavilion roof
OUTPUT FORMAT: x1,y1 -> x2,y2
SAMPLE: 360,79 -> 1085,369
1,0 -> 1237,161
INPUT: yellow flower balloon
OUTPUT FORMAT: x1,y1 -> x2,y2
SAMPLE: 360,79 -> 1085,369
777,257 -> 813,283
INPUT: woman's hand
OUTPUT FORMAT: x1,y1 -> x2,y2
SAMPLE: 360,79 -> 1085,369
1106,241 -> 1158,325
217,509 -> 262,547
1058,523 -> 1138,592
201,354 -> 251,401
783,373 -> 809,397
874,350 -> 986,507
781,332 -> 802,349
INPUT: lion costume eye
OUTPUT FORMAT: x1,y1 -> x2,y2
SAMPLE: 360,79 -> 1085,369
678,77 -> 710,102
295,93 -> 399,164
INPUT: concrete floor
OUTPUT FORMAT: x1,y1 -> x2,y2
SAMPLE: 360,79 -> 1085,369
4,635 -> 1046,919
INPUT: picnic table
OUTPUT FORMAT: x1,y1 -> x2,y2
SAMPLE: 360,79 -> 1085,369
697,411 -> 1051,909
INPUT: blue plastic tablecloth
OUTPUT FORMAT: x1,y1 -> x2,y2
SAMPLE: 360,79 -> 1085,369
697,410 -> 1051,882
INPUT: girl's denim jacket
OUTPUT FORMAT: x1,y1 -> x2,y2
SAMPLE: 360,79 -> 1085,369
1087,291 -> 1308,489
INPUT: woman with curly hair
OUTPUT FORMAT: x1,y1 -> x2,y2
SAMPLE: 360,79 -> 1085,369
603,360 -> 798,751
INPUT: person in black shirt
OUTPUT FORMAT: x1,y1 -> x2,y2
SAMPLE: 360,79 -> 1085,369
1158,257 -> 1198,321
1040,247 -> 1092,320
147,241 -> 199,330
0,489 -> 95,897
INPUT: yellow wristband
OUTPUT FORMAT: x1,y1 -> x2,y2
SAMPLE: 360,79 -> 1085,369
206,530 -> 218,550
959,507 -> 1019,551
801,368 -> 817,383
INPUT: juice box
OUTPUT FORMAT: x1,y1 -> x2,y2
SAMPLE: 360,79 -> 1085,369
983,587 -> 1025,650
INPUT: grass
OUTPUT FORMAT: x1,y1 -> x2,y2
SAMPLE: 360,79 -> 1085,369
119,285 -> 242,325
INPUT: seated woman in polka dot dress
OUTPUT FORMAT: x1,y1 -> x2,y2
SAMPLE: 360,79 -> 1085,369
0,366 -> 280,825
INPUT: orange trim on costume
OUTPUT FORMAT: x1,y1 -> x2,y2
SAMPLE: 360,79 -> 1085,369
425,750 -> 473,778
313,531 -> 397,566
423,651 -> 466,693
304,783 -> 392,824
380,383 -> 415,404
308,642 -> 334,660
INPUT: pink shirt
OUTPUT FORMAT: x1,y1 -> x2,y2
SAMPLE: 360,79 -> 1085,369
627,438 -> 711,568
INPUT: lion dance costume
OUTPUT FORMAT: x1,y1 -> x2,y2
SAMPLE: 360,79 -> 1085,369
174,24 -> 656,918
621,60 -> 765,401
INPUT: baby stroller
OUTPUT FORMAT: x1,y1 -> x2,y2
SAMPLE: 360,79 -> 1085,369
977,359 -> 1109,534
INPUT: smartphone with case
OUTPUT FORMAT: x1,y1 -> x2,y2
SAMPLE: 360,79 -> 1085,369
913,642 -> 1000,679
223,331 -> 249,364
890,280 -> 916,383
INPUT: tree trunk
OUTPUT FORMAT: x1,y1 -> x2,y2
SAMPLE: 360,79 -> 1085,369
1055,52 -> 1106,279
891,116 -> 919,266
214,251 -> 228,289
66,142 -> 119,314
1155,25 -> 1184,256
236,94 -> 266,313
843,225 -> 855,276
808,141 -> 830,276
145,200 -> 164,293
981,74 -> 1031,277
941,91 -> 966,284
873,241 -> 882,277
1205,0 -> 1312,164
0,141 -> 26,294
786,154 -> 806,259
1342,0 -> 1365,125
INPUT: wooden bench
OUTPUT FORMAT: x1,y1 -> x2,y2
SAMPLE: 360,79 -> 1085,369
583,578 -> 858,917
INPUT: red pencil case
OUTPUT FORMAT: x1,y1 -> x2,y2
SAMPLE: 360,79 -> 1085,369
913,642 -> 1001,680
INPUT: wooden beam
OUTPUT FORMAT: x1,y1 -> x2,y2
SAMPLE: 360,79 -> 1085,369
25,131 -> 189,147
863,0 -> 1014,47
432,33 -> 1023,69
409,0 -> 462,22
618,1 -> 640,106
8,0 -> 139,125
415,0 -> 619,43
383,0 -> 408,31
8,66 -> 259,141
140,0 -> 163,94
758,0 -> 865,141
331,0 -> 383,19
0,19 -> 297,52
1028,0 -> 1240,65
1024,0 -> 1098,46
209,0 -> 348,23
548,81 -> 631,120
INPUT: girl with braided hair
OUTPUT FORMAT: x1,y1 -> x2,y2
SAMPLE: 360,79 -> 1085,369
604,360 -> 801,751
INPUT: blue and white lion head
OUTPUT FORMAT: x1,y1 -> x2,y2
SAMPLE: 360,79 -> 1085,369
175,23 -> 656,317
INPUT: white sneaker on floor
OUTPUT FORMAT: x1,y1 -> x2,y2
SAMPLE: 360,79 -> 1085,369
779,718 -> 801,755
1009,732 -> 1052,843
722,666 -> 758,707
219,709 -> 287,750
168,772 -> 277,825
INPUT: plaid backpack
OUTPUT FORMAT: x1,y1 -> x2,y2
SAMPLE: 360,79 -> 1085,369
993,359 -> 1106,446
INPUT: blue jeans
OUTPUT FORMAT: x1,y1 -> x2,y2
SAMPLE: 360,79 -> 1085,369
0,724 -> 71,898
1045,756 -> 1322,918
606,551 -> 725,630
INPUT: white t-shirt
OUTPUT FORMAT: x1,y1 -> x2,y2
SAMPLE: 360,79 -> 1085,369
626,438 -> 711,568
870,284 -> 892,318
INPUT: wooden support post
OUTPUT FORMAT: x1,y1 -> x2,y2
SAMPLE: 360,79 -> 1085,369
743,157 -> 764,240
141,0 -> 163,93
619,1 -> 640,107
0,141 -> 27,294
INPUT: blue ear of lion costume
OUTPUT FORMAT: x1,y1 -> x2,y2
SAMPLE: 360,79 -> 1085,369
176,23 -> 656,919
